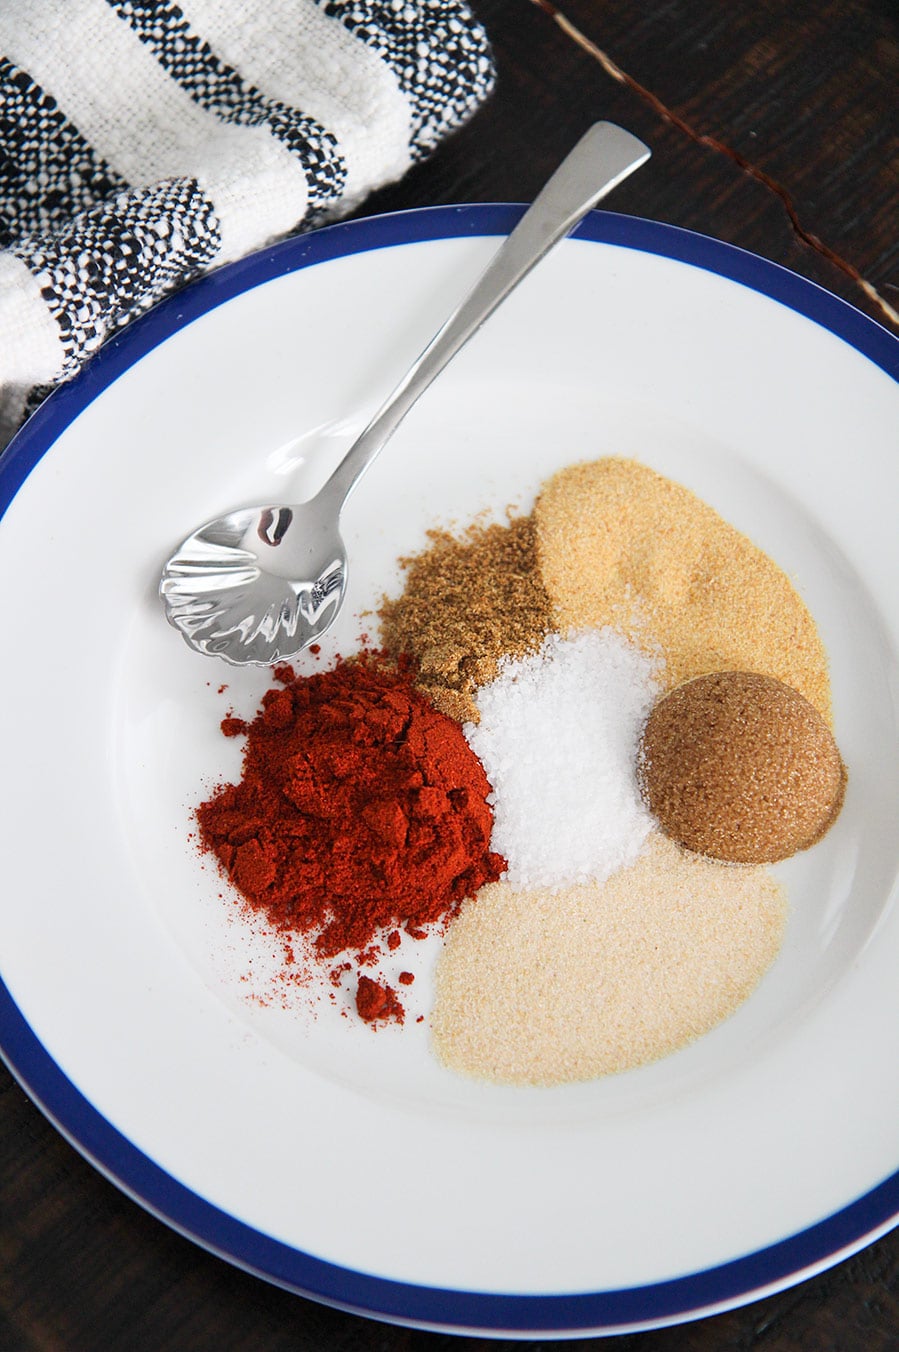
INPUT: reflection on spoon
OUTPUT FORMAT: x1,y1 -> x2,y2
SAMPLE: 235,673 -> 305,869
159,122 -> 650,665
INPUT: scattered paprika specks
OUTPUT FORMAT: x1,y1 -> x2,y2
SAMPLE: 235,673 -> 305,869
220,716 -> 247,738
398,971 -> 415,986
356,975 -> 405,1025
196,654 -> 506,1026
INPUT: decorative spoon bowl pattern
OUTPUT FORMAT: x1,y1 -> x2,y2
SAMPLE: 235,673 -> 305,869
159,122 -> 650,665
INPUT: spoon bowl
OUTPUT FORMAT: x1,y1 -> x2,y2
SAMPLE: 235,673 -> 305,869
159,496 -> 348,662
160,122 -> 650,664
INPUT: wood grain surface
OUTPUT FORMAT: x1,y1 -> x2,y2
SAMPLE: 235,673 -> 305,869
2,1 -> 897,1347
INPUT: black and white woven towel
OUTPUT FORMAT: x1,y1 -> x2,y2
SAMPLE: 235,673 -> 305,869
0,0 -> 495,446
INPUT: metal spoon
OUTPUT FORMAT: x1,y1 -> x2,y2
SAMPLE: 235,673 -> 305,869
159,122 -> 650,664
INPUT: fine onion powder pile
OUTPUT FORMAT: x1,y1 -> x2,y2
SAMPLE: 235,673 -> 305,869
464,628 -> 660,889
432,832 -> 788,1086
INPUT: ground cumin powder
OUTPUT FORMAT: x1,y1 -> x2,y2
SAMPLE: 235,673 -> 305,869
379,514 -> 552,723
534,458 -> 832,723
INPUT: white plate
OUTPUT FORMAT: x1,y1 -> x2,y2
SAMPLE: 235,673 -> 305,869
1,207 -> 897,1338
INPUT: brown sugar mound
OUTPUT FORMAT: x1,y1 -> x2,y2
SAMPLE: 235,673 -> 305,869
639,671 -> 846,863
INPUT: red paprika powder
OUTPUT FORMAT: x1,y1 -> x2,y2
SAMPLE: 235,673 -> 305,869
355,975 -> 405,1025
197,656 -> 505,1020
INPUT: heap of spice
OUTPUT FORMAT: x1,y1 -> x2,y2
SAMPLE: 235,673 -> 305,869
465,628 -> 658,888
534,457 -> 833,723
432,832 -> 787,1086
196,658 -> 506,1023
639,671 -> 846,863
379,514 -> 552,723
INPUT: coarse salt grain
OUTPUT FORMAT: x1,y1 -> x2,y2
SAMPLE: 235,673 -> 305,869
463,628 -> 660,889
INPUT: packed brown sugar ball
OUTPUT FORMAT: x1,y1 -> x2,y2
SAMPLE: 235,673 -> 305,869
639,671 -> 846,863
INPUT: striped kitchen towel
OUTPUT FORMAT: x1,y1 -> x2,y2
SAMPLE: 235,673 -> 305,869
0,0 -> 495,447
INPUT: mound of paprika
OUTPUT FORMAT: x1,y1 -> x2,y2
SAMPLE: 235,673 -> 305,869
197,657 -> 506,1017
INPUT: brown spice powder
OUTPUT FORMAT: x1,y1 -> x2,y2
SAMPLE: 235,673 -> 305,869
379,514 -> 552,723
534,458 -> 833,723
640,671 -> 846,863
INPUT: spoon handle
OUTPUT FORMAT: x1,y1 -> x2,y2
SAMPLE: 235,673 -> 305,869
321,121 -> 651,509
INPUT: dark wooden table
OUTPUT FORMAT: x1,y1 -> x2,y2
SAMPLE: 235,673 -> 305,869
2,1 -> 897,1347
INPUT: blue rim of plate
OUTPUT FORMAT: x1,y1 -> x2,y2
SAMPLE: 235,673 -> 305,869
1,206 -> 898,1336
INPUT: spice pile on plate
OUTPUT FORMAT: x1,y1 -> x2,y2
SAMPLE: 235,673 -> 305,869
196,654 -> 506,1025
195,457 -> 846,1083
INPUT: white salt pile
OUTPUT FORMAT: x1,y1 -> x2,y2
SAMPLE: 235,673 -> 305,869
464,628 -> 660,889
